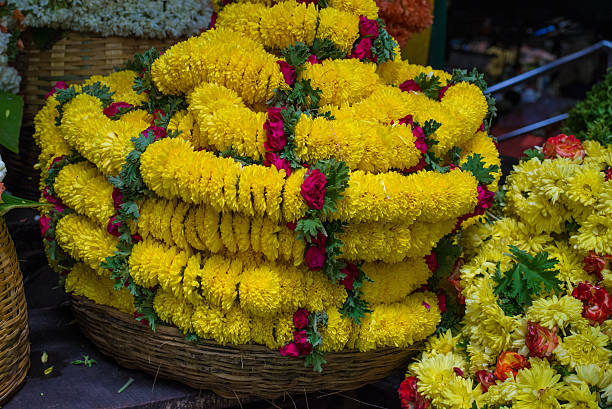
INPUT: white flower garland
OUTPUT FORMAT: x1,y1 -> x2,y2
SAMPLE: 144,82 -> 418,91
14,0 -> 213,39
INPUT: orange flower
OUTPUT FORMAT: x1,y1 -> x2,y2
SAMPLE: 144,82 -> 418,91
542,134 -> 585,160
493,351 -> 530,381
375,0 -> 433,47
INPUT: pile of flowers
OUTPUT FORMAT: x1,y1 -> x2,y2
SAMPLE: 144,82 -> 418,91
374,0 -> 433,47
14,0 -> 213,39
398,133 -> 612,408
34,0 -> 499,371
0,4 -> 25,93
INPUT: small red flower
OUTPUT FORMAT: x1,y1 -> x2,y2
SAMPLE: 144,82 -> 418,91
264,152 -> 292,177
293,308 -> 310,329
494,351 -> 530,381
307,54 -> 320,65
399,79 -> 421,93
358,16 -> 379,38
340,262 -> 359,291
525,322 -> 559,359
412,125 -> 427,154
263,108 -> 287,152
112,187 -> 123,211
542,134 -> 585,160
103,102 -> 133,118
438,83 -> 452,99
300,168 -> 327,210
280,342 -> 301,358
286,221 -> 297,231
39,215 -> 51,238
304,232 -> 327,270
276,60 -> 296,86
351,37 -> 374,61
293,330 -> 313,356
572,281 -> 612,325
605,167 -> 612,181
107,216 -> 122,237
425,251 -> 438,272
475,370 -> 496,392
45,81 -> 68,99
583,251 -> 611,282
437,291 -> 447,314
398,377 -> 429,409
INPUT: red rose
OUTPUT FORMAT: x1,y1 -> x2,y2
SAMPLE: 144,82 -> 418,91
39,215 -> 51,238
107,216 -> 122,237
584,251 -> 611,281
286,221 -> 297,230
542,134 -> 585,160
293,330 -> 313,356
475,370 -> 497,392
264,152 -> 292,177
131,234 -> 143,243
263,117 -> 286,152
437,291 -> 447,314
572,282 -> 612,324
304,232 -> 327,270
340,262 -> 359,291
103,102 -> 133,118
494,351 -> 530,381
300,168 -> 327,210
525,322 -> 559,358
42,187 -> 59,205
475,185 -> 495,214
45,81 -> 68,99
425,251 -> 438,272
358,16 -> 379,38
54,204 -> 66,213
438,83 -> 452,100
112,187 -> 123,211
276,60 -> 296,86
266,107 -> 284,123
398,377 -> 429,409
351,37 -> 374,60
293,308 -> 310,329
398,114 -> 413,126
145,126 -> 167,141
399,79 -> 422,93
280,342 -> 301,358
412,126 -> 427,154
605,167 -> 612,181
307,54 -> 320,65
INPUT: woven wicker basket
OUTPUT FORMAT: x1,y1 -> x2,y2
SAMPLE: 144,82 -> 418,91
21,31 -> 179,124
71,295 -> 417,399
0,218 -> 30,404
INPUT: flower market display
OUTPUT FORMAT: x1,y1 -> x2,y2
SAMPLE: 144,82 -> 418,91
33,0 -> 500,378
14,0 -> 213,39
398,133 -> 612,408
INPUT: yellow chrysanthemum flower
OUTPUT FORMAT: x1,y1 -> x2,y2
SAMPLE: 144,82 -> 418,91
555,327 -> 611,369
513,358 -> 564,409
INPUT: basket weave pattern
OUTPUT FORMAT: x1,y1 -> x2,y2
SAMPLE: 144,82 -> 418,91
71,295 -> 416,399
0,218 -> 30,404
22,31 -> 178,123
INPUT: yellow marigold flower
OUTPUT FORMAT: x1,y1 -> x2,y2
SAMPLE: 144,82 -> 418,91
56,213 -> 117,272
356,292 -> 440,351
320,308 -> 353,352
360,257 -> 431,304
84,70 -> 147,106
301,59 -> 380,106
54,161 -> 114,226
513,358 -> 563,409
376,59 -> 451,87
151,28 -> 284,105
259,2 -> 318,50
440,81 -> 488,138
239,264 -> 281,317
167,110 -> 207,150
215,2 -> 266,44
33,97 -> 73,171
129,239 -> 183,289
317,7 -> 359,53
328,0 -> 379,19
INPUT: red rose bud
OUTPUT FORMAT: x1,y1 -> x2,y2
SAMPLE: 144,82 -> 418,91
425,251 -> 438,272
583,251 -> 610,282
304,232 -> 327,270
438,83 -> 452,100
293,330 -> 313,356
103,102 -> 133,118
39,215 -> 51,238
300,168 -> 327,210
293,308 -> 310,329
525,321 -> 559,358
286,221 -> 297,230
351,37 -> 374,60
264,152 -> 292,177
276,60 -> 296,86
280,342 -> 301,358
146,126 -> 167,141
397,114 -> 413,126
263,119 -> 286,152
437,291 -> 447,314
266,107 -> 284,123
112,187 -> 123,211
412,126 -> 427,154
572,281 -> 612,325
475,370 -> 497,392
131,234 -> 143,243
43,187 -> 59,205
107,216 -> 122,237
398,377 -> 430,409
542,134 -> 585,160
475,185 -> 495,215
494,351 -> 530,381
340,262 -> 359,291
358,16 -> 379,38
45,81 -> 68,99
54,204 -> 66,213
606,167 -> 612,181
307,54 -> 320,64
399,79 -> 421,93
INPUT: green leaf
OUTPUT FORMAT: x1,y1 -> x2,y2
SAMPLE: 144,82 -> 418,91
304,349 -> 327,372
460,153 -> 499,185
0,193 -> 48,215
493,245 -> 562,314
414,72 -> 442,100
311,38 -> 345,61
0,91 -> 23,153
370,23 -> 397,64
521,148 -> 544,162
282,42 -> 311,70
296,217 -> 324,242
